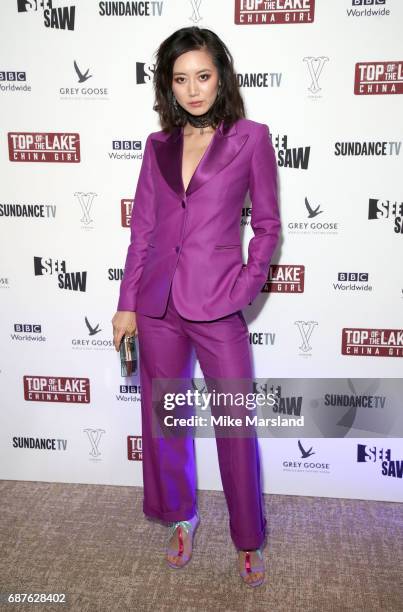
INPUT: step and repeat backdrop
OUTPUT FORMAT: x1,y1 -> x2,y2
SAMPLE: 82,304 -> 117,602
1,1 -> 402,503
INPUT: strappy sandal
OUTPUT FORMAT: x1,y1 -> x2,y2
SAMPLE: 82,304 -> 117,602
166,510 -> 200,569
238,548 -> 265,587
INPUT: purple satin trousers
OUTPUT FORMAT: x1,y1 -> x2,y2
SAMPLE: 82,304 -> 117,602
135,284 -> 267,550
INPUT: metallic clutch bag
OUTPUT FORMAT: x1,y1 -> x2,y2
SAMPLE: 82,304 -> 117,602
120,334 -> 137,376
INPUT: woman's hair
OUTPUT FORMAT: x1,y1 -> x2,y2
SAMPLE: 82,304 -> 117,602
153,26 -> 245,132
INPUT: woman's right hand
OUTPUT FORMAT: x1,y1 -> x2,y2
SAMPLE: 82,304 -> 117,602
112,311 -> 137,352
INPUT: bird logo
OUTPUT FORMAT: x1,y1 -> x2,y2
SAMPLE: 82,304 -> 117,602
74,60 -> 92,83
85,317 -> 101,336
304,197 -> 323,218
298,440 -> 315,458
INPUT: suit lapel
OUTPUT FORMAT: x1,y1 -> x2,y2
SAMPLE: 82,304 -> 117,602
151,119 -> 249,198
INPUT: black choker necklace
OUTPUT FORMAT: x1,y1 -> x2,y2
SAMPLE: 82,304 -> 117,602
184,108 -> 213,129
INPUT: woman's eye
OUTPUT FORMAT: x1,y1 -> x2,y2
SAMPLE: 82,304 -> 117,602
174,74 -> 210,84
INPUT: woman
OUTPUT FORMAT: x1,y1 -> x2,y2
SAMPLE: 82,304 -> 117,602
112,26 -> 281,587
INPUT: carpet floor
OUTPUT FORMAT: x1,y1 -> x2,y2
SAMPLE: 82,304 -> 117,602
0,481 -> 401,611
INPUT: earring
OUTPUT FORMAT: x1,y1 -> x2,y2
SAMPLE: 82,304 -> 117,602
171,90 -> 178,109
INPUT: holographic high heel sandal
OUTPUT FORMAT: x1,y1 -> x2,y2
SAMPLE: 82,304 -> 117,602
238,548 -> 265,587
166,510 -> 200,569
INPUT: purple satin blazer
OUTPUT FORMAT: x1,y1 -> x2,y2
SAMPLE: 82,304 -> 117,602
117,117 -> 281,320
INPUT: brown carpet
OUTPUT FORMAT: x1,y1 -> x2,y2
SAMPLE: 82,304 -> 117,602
0,480 -> 401,612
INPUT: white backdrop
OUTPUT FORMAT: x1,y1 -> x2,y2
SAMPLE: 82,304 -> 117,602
1,0 -> 402,503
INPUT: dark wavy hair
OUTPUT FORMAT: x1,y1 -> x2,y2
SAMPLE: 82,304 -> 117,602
152,26 -> 245,133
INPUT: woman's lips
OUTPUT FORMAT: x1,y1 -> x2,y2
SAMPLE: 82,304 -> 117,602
189,101 -> 203,107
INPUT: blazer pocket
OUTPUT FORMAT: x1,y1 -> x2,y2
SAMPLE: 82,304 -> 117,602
214,244 -> 240,250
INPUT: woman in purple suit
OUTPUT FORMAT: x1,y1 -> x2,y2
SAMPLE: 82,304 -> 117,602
112,26 -> 281,587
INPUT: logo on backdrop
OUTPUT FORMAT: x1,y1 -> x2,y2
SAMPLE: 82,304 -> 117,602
295,320 -> 318,355
313,378 -> 388,436
263,264 -> 305,293
333,272 -> 373,292
71,317 -> 114,350
368,198 -> 403,235
59,61 -> 108,99
347,0 -> 390,18
108,267 -> 124,281
342,328 -> 403,357
241,206 -> 251,227
326,390 -> 386,410
74,60 -> 91,83
128,435 -> 143,460
253,382 -> 303,416
234,0 -> 316,24
121,198 -> 133,227
98,1 -> 165,16
116,385 -> 141,403
248,330 -> 276,347
0,277 -> 10,289
334,139 -> 401,156
12,436 -> 68,450
0,71 -> 26,82
0,202 -> 56,218
283,440 -> 330,473
357,443 -> 402,479
23,376 -> 90,403
11,324 -> 46,343
74,192 -> 97,229
33,256 -> 88,292
287,197 -> 339,234
354,61 -> 402,95
85,317 -> 101,336
84,428 -> 105,460
17,0 -> 76,31
110,140 -> 143,160
8,132 -> 81,163
274,134 -> 311,169
237,71 -> 282,88
303,56 -> 329,98
188,0 -> 203,23
0,71 -> 31,93
135,62 -> 155,84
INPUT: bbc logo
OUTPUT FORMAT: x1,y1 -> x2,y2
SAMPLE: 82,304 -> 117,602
112,141 -> 142,150
352,0 -> 385,5
0,72 -> 26,81
338,273 -> 369,282
14,324 -> 42,333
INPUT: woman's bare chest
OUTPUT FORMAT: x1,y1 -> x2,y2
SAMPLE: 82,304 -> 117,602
181,132 -> 215,193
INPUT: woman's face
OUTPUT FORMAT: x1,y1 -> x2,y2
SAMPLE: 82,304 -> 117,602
171,48 -> 220,116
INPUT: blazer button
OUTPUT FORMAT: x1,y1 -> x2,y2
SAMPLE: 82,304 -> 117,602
181,201 -> 186,208
175,246 -> 180,253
